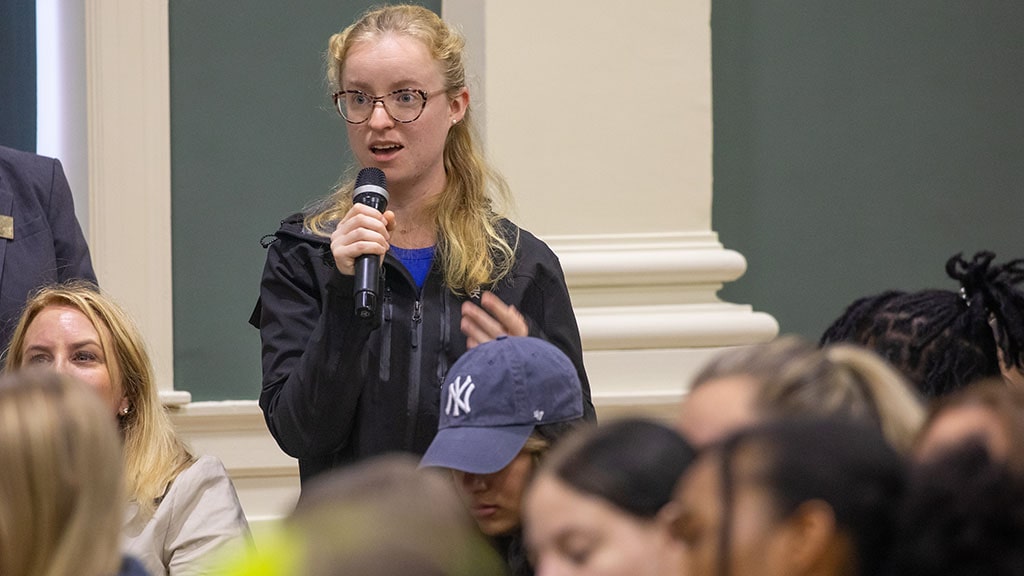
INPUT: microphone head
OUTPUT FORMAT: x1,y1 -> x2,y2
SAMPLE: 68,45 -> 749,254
353,167 -> 389,210
355,167 -> 387,189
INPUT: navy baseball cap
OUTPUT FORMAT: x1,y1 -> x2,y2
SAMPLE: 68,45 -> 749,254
419,336 -> 584,474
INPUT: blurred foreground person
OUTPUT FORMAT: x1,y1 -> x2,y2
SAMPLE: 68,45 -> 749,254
220,454 -> 505,576
672,417 -> 905,576
915,377 -> 1024,471
678,336 -> 924,453
882,378 -> 1024,576
524,418 -> 695,576
0,370 -> 147,576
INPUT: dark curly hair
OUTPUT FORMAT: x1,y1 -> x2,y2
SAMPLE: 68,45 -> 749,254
820,251 -> 1024,397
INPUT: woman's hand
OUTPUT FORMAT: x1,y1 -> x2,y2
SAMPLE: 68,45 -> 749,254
330,204 -> 395,276
461,291 -> 528,349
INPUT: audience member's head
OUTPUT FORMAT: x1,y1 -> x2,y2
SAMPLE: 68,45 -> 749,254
4,282 -> 193,514
820,251 -> 1024,397
286,453 -> 506,576
886,437 -> 1024,576
0,369 -> 125,576
421,336 -> 587,575
678,336 -> 924,453
914,377 -> 1024,476
671,417 -> 906,576
525,418 -> 695,576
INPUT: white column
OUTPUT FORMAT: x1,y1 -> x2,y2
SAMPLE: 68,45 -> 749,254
444,0 -> 778,417
84,0 -> 188,405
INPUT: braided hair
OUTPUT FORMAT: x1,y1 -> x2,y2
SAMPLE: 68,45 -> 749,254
821,252 -> 1024,398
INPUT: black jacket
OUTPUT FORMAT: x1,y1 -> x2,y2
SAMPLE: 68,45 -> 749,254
250,214 -> 595,484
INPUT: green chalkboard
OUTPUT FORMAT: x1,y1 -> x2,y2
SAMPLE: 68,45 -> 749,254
713,1 -> 1024,340
170,1 -> 440,400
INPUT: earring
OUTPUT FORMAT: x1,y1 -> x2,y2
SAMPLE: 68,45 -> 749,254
119,405 -> 131,416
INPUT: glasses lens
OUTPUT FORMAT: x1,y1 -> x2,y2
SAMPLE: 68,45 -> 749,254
338,92 -> 371,123
387,90 -> 426,122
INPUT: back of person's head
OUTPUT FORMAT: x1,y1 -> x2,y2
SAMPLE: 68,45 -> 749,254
915,378 -> 1024,477
3,282 -> 192,515
541,418 -> 695,519
674,417 -> 905,576
288,453 -> 505,576
821,251 -> 1024,397
525,419 -> 694,576
886,439 -> 1024,576
0,369 -> 124,576
680,335 -> 924,452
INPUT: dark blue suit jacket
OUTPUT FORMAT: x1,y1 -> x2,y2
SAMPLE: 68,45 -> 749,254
0,145 -> 96,351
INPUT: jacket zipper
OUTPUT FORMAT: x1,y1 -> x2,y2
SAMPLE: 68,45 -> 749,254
406,298 -> 423,447
379,286 -> 392,381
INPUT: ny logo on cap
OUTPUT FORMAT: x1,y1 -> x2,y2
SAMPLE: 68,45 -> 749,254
446,375 -> 475,417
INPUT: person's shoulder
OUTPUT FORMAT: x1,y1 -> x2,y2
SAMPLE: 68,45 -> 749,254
269,212 -> 328,243
183,454 -> 232,479
0,145 -> 55,176
499,220 -> 558,260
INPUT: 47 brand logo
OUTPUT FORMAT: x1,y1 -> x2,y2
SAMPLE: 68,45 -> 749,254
446,375 -> 476,417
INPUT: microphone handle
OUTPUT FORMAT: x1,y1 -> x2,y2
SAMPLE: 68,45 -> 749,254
354,254 -> 379,319
352,191 -> 388,319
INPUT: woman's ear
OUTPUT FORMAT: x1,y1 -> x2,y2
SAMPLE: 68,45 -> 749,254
778,500 -> 844,574
448,86 -> 469,125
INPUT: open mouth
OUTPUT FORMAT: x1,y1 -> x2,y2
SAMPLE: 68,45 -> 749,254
370,143 -> 403,156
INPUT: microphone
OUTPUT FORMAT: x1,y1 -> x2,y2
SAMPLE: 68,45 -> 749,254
352,167 -> 389,318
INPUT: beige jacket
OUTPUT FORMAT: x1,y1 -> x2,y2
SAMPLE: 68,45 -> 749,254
123,455 -> 251,576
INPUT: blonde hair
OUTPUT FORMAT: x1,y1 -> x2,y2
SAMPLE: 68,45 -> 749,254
307,4 -> 516,295
692,335 -> 926,453
0,370 -> 124,576
3,282 -> 194,516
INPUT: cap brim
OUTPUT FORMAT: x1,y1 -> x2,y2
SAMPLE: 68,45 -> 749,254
419,424 -> 536,475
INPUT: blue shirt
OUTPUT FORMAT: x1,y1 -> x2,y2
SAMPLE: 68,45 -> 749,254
390,245 -> 436,290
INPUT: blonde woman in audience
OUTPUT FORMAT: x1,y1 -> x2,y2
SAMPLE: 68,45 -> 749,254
0,369 -> 146,576
677,335 -> 925,452
3,282 -> 249,576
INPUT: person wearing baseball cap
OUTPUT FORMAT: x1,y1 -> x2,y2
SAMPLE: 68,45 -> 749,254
420,335 -> 588,576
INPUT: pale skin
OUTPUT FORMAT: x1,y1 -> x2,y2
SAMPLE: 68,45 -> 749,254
19,305 -> 129,415
525,474 -> 685,576
328,32 -> 527,344
676,375 -> 761,447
